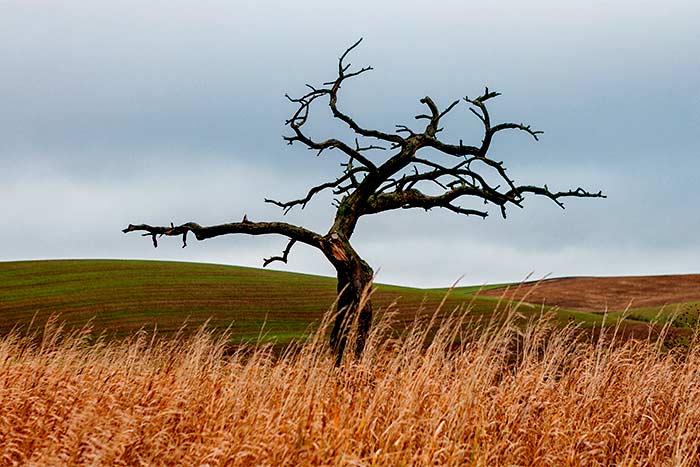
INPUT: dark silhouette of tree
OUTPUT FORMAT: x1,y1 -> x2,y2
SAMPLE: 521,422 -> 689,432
123,39 -> 604,364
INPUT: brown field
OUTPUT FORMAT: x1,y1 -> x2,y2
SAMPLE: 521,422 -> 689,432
479,274 -> 700,312
2,304 -> 700,467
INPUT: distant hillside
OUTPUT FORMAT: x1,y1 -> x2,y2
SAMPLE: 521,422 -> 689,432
3,260 -> 697,343
0,260 -> 522,342
479,274 -> 700,326
478,274 -> 700,310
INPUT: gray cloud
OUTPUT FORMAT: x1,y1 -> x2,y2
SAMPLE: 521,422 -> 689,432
1,0 -> 699,287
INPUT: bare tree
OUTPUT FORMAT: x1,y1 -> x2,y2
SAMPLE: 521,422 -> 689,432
123,39 -> 604,364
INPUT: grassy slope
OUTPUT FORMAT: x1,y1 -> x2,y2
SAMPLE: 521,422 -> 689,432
0,260 -> 611,342
609,301 -> 700,327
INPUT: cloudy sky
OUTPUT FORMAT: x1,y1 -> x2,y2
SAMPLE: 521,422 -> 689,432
2,0 -> 699,287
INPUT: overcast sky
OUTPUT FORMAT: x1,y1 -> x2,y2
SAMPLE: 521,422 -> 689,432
2,0 -> 699,287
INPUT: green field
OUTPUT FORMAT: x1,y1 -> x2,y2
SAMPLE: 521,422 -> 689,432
0,260 -> 638,343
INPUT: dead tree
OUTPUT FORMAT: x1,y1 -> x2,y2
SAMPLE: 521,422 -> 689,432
123,39 -> 605,364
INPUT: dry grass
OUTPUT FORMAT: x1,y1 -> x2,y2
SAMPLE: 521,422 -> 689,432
1,301 -> 700,467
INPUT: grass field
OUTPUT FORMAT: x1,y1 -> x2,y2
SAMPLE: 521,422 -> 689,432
0,259 -> 613,344
1,306 -> 699,466
3,260 -> 700,465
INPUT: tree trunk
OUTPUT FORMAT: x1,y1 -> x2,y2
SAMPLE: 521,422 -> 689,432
329,259 -> 374,366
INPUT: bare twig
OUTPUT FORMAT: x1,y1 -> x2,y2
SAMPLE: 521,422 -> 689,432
263,238 -> 297,267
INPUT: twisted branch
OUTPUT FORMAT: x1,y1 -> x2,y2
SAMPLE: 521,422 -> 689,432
123,219 -> 327,271
508,186 -> 606,209
263,239 -> 297,267
265,167 -> 367,214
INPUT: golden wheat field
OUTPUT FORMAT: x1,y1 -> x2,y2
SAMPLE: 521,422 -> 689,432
1,301 -> 699,467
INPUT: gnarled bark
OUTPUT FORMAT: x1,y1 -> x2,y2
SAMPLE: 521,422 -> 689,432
322,233 -> 374,365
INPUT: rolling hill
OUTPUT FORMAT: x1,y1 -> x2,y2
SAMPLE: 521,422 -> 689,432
1,260 -> 698,343
0,259 -> 513,342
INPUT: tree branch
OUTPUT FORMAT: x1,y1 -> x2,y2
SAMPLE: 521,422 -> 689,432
265,167 -> 366,214
263,238 -> 297,267
122,220 -> 324,252
417,96 -> 460,137
325,38 -> 405,145
283,88 -> 379,172
423,88 -> 543,160
364,188 -> 489,218
491,122 -> 543,141
508,186 -> 607,209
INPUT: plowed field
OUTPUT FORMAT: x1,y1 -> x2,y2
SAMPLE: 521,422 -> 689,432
479,274 -> 700,312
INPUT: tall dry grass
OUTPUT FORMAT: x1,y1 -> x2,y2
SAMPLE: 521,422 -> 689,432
1,300 -> 699,467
